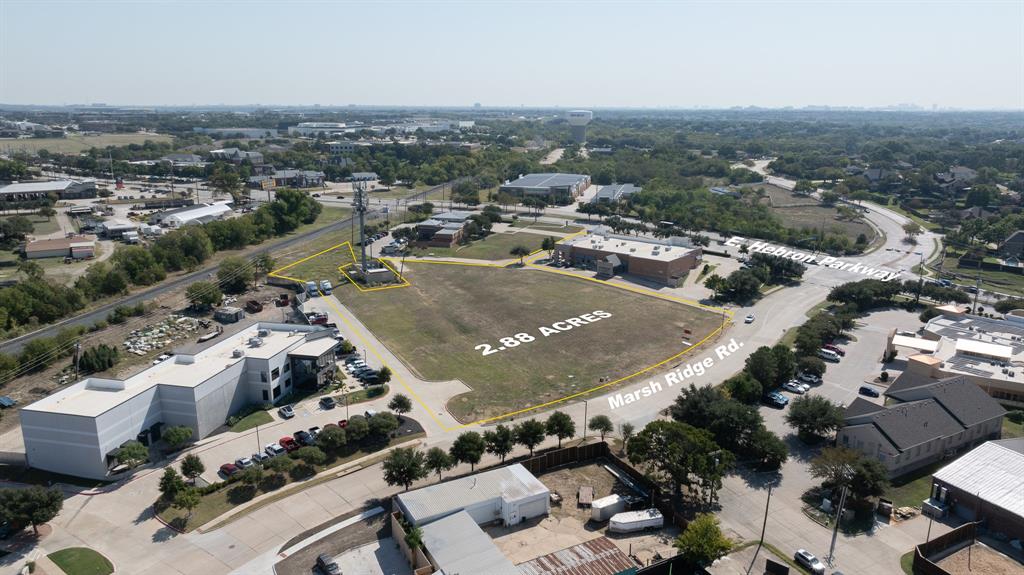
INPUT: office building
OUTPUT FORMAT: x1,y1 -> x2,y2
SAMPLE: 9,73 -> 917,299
499,173 -> 591,204
554,229 -> 702,287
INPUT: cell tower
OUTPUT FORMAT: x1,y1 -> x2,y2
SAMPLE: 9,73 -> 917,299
567,110 -> 593,144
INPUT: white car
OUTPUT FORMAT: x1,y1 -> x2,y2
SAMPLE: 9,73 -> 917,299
798,372 -> 821,385
235,457 -> 254,469
744,314 -> 755,324
264,443 -> 285,457
794,549 -> 825,575
782,381 -> 806,394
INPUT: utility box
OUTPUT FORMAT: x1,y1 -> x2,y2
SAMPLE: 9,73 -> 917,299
214,306 -> 246,324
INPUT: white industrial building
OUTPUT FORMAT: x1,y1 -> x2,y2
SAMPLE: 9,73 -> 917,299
154,202 -> 232,228
100,217 -> 139,239
395,463 -> 550,527
20,322 -> 338,480
420,511 -> 519,575
288,122 -> 348,137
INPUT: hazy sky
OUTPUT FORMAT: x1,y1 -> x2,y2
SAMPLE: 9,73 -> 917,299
2,1 -> 1022,109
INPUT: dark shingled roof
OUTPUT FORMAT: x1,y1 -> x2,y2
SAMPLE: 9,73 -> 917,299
844,397 -> 886,419
884,370 -> 941,396
888,376 -> 1005,428
870,400 -> 964,451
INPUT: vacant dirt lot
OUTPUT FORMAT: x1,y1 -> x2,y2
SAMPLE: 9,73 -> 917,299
275,507 -> 390,575
342,264 -> 722,422
935,542 -> 1024,575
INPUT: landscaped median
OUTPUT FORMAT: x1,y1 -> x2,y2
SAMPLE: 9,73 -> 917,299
47,547 -> 114,575
155,413 -> 423,532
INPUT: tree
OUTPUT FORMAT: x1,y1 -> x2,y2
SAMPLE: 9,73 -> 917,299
116,440 -> 148,467
770,344 -> 796,386
545,411 -> 575,448
541,236 -> 557,256
253,253 -> 276,285
619,422 -> 635,454
510,245 -> 531,265
162,426 -> 194,449
513,419 -> 547,456
588,415 -> 614,441
185,281 -> 222,310
293,446 -> 327,466
627,420 -> 731,504
388,393 -> 412,420
18,260 -> 44,280
425,446 -> 454,480
173,488 -> 201,522
240,465 -> 264,489
180,454 -> 205,483
383,447 -> 427,491
797,356 -> 826,378
37,206 -> 56,221
902,222 -> 923,239
265,455 -> 293,475
703,274 -> 727,299
670,385 -> 726,429
483,424 -> 515,463
748,427 -> 788,470
744,346 -> 779,391
724,371 -> 762,404
218,256 -> 253,294
785,396 -> 844,441
673,513 -> 733,567
810,447 -> 888,499
450,431 -> 486,471
377,366 -> 393,384
369,412 -> 399,438
210,165 -> 242,203
158,467 -> 186,501
316,424 -> 347,452
0,487 -> 63,535
346,415 -> 370,442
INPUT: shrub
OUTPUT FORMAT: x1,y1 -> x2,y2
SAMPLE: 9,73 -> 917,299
880,371 -> 889,382
1007,410 -> 1024,424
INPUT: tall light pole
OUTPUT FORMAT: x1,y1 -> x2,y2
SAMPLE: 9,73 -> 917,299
827,466 -> 852,566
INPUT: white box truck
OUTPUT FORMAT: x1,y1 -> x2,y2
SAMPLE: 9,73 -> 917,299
608,509 -> 664,533
591,494 -> 626,522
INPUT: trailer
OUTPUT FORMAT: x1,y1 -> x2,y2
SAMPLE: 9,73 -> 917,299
591,494 -> 626,522
608,509 -> 663,533
245,300 -> 264,313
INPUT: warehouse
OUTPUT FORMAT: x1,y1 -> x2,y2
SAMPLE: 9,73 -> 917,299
24,235 -> 96,260
499,173 -> 591,204
555,229 -> 702,287
100,218 -> 139,239
395,463 -> 550,527
930,438 -> 1024,541
20,322 -> 337,480
153,202 -> 232,228
0,179 -> 97,202
420,511 -> 519,575
591,183 -> 641,204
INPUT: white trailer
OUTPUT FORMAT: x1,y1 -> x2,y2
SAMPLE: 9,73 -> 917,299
591,494 -> 626,522
608,509 -> 663,533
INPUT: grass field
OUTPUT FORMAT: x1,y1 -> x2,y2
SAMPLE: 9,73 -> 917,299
47,547 -> 114,575
405,231 -> 556,261
510,220 -> 583,233
1003,416 -> 1023,439
229,410 -> 273,432
0,133 -> 173,154
0,214 -> 61,237
770,204 -> 875,244
939,256 -> 1024,297
342,263 -> 722,422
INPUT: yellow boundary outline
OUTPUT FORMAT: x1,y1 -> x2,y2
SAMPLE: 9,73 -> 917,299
269,228 -> 734,430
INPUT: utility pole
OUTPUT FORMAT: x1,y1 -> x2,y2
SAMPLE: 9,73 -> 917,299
73,341 -> 81,380
582,400 -> 588,441
915,251 -> 925,305
759,484 -> 772,544
827,483 -> 849,566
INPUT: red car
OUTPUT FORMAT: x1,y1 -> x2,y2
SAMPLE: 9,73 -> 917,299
219,463 -> 240,477
338,419 -> 348,428
823,344 -> 846,357
279,436 -> 300,452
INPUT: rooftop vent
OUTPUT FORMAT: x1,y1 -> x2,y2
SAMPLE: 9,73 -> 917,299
249,337 -> 264,347
232,349 -> 244,358
258,328 -> 270,337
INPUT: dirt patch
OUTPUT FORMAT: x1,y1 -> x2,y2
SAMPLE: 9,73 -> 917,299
935,542 -> 1024,575
274,505 -> 391,575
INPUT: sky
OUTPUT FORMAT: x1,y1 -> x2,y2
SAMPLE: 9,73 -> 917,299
1,1 -> 1022,110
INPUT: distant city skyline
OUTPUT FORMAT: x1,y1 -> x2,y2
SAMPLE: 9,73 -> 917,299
1,1 -> 1021,110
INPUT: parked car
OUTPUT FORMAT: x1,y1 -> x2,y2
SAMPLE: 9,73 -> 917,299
744,314 -> 755,324
818,348 -> 841,362
308,426 -> 321,439
320,279 -> 333,295
316,554 -> 341,575
251,452 -> 270,465
794,549 -> 825,575
782,381 -> 806,394
362,374 -> 381,385
364,409 -> 378,419
279,436 -> 300,452
343,355 -> 362,365
295,430 -> 315,446
798,372 -> 822,385
219,463 -> 240,477
320,396 -> 337,410
338,419 -> 348,428
235,457 -> 254,469
822,343 -> 846,357
265,443 -> 286,457
278,405 -> 295,419
859,385 -> 880,398
763,392 -> 789,408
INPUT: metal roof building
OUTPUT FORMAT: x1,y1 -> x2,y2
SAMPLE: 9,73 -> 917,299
157,202 -> 232,228
931,438 -> 1024,540
517,537 -> 637,575
420,511 -> 519,575
395,463 -> 549,526
499,173 -> 592,203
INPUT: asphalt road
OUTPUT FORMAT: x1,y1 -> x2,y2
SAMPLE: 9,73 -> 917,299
0,181 -> 450,356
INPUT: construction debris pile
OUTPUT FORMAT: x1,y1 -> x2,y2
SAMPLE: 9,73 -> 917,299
123,316 -> 208,356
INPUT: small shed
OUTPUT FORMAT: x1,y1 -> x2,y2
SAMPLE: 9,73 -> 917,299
213,307 -> 246,324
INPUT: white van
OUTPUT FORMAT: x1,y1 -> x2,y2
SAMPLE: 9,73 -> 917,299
818,348 -> 841,362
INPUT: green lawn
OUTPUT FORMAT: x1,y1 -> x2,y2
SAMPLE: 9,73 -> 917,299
900,550 -> 915,574
337,384 -> 389,407
47,548 -> 114,575
453,231 -> 550,260
0,214 -> 61,237
510,219 -> 583,233
229,410 -> 273,432
939,256 -> 1024,297
884,461 -> 946,508
342,263 -> 721,423
1,133 -> 173,154
877,200 -> 941,231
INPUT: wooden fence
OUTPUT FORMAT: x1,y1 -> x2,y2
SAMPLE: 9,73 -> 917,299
913,521 -> 980,575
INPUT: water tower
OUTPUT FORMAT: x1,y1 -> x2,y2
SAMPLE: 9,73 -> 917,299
567,110 -> 593,144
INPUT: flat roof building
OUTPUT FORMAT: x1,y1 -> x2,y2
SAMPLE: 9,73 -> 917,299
395,463 -> 549,527
886,310 -> 1024,407
555,228 -> 702,287
420,511 -> 519,575
20,322 -> 337,480
499,173 -> 591,205
930,438 -> 1024,541
24,235 -> 96,260
591,183 -> 641,204
0,180 -> 96,202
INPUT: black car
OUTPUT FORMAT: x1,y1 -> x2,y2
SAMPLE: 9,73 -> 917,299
316,553 -> 341,575
319,396 -> 337,409
294,430 -> 315,446
859,386 -> 880,398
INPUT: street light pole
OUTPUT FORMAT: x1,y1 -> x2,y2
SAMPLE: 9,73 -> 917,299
582,400 -> 588,441
827,484 -> 849,566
